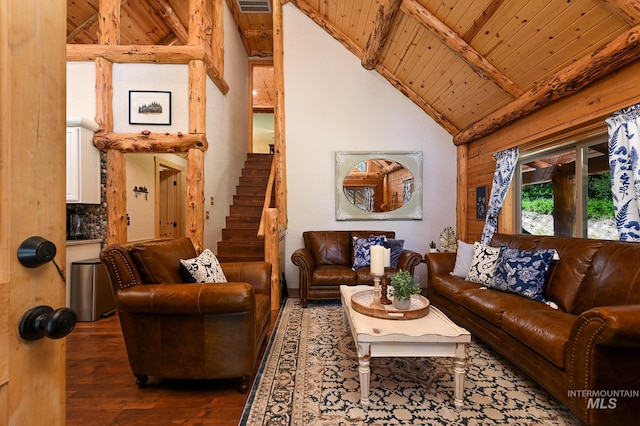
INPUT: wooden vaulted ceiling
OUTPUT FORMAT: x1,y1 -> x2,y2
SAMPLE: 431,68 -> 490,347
66,0 -> 640,144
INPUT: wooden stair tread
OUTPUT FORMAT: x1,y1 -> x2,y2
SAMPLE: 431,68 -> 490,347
217,153 -> 273,263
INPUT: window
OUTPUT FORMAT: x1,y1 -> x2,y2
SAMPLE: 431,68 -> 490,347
514,134 -> 616,240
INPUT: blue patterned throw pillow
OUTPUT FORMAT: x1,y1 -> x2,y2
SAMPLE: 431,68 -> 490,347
490,247 -> 556,302
352,235 -> 386,270
383,238 -> 404,268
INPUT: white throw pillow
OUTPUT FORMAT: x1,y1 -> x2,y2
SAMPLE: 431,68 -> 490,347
465,242 -> 500,285
180,249 -> 227,283
450,240 -> 475,278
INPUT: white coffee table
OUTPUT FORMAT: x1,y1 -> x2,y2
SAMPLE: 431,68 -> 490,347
340,285 -> 471,409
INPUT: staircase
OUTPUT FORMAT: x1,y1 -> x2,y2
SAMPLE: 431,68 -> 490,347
216,153 -> 274,263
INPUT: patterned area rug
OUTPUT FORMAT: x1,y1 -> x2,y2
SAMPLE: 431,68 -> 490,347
240,299 -> 580,425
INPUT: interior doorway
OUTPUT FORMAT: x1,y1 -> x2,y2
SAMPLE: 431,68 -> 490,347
155,158 -> 185,239
250,60 -> 275,153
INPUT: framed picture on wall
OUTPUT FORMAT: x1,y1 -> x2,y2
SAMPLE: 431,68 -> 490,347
129,90 -> 172,125
476,185 -> 487,220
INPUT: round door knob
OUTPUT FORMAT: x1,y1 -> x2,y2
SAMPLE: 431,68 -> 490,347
19,306 -> 77,341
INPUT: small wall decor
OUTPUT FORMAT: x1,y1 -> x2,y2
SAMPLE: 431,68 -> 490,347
476,185 -> 487,219
133,186 -> 148,200
129,90 -> 171,125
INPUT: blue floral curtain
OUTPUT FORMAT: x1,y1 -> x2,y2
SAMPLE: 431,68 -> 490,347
481,147 -> 520,245
606,103 -> 640,241
364,186 -> 375,212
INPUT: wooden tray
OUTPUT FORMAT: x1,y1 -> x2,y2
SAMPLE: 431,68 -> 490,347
350,290 -> 430,320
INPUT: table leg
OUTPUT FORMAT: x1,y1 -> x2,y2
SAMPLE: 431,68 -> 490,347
453,343 -> 467,409
356,342 -> 372,408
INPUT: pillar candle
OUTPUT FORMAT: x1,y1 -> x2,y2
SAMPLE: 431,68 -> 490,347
370,245 -> 384,275
383,247 -> 391,268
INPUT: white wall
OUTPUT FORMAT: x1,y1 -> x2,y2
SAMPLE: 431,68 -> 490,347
202,4 -> 250,251
283,4 -> 457,290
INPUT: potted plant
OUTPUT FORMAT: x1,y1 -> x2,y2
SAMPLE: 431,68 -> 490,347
429,241 -> 437,252
389,270 -> 421,310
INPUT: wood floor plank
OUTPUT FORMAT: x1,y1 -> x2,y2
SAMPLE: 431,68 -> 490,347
66,309 -> 279,425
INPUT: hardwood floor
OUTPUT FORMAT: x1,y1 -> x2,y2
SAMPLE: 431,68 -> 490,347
66,309 -> 280,426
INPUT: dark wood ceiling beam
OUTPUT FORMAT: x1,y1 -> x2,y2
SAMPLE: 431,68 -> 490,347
454,25 -> 640,145
362,0 -> 402,70
401,0 -> 522,98
291,0 -> 459,134
599,0 -> 640,25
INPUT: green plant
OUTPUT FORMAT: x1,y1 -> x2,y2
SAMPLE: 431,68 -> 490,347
389,270 -> 421,300
429,241 -> 436,249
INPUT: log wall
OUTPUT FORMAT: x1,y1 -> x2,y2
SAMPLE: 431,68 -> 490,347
460,59 -> 640,243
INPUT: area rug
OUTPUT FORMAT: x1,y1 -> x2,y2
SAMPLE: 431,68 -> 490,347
240,298 -> 580,425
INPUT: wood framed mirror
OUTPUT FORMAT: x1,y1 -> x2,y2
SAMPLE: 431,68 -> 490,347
335,151 -> 423,220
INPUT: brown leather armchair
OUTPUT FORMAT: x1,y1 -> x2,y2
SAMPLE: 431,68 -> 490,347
100,237 -> 271,393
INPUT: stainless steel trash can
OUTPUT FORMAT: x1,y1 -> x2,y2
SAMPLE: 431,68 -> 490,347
70,258 -> 116,321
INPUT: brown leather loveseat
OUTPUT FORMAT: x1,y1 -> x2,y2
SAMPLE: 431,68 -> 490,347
425,233 -> 640,425
291,230 -> 422,307
100,237 -> 271,393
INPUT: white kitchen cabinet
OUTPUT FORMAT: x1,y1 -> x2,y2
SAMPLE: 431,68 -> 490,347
66,117 -> 100,204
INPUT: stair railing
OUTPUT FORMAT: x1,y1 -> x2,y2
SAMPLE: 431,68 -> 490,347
258,160 -> 281,309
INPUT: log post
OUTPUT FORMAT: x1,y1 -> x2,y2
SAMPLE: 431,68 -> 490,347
186,0 -> 207,252
552,165 -> 576,237
265,209 -> 281,310
456,144 -> 468,241
273,0 -> 288,230
97,0 -> 126,245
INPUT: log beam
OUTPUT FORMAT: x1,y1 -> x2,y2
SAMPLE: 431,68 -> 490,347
454,25 -> 640,145
362,0 -> 402,70
401,0 -> 521,98
600,0 -> 640,26
148,0 -> 189,43
66,44 -> 205,63
93,130 -> 208,152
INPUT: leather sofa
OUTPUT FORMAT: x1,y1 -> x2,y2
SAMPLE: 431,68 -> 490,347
425,233 -> 640,425
100,237 -> 271,393
291,230 -> 422,307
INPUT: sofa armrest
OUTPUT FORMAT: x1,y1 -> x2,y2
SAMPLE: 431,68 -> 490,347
397,249 -> 423,274
221,261 -> 271,297
291,247 -> 314,270
116,282 -> 256,315
291,248 -> 315,304
425,252 -> 457,279
575,305 -> 640,347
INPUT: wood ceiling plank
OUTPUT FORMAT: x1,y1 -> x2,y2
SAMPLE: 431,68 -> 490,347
470,0 -> 544,56
402,0 -> 521,96
381,12 -> 422,74
514,14 -> 628,87
490,0 -> 625,87
454,24 -> 640,144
